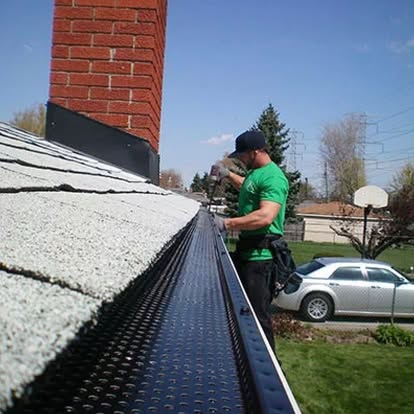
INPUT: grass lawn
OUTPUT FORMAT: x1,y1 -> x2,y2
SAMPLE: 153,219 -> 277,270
289,241 -> 414,274
226,238 -> 414,275
277,338 -> 414,414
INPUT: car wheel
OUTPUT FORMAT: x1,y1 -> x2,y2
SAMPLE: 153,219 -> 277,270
301,292 -> 333,322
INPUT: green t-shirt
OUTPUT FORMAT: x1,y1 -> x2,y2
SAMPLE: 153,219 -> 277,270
238,161 -> 289,261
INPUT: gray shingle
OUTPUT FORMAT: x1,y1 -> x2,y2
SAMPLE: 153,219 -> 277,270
0,122 -> 199,412
0,271 -> 100,410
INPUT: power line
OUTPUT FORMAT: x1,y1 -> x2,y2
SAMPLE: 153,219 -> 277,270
375,106 -> 414,123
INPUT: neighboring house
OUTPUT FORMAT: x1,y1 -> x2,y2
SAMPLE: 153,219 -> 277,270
0,123 -> 199,411
297,201 -> 383,243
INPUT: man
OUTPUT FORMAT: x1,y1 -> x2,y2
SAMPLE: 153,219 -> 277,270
213,130 -> 289,350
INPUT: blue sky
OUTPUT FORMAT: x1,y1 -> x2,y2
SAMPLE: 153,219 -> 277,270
0,1 -> 413,191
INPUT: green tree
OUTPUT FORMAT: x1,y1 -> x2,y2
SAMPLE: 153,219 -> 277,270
390,162 -> 414,192
190,172 -> 203,192
10,103 -> 46,137
201,172 -> 210,194
252,103 -> 301,223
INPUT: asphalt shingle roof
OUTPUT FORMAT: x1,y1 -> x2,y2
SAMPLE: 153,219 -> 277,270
0,122 -> 199,411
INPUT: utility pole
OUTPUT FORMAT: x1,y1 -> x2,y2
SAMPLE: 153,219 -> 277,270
324,162 -> 329,202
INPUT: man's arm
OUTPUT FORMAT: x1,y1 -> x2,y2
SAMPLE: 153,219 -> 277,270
224,200 -> 281,231
227,171 -> 245,190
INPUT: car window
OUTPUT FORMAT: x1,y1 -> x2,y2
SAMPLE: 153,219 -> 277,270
367,268 -> 400,283
330,267 -> 364,281
296,260 -> 325,275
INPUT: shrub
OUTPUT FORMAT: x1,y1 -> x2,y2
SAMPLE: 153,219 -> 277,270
374,324 -> 414,346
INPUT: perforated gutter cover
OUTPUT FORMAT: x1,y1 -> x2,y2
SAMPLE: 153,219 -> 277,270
0,123 -> 300,413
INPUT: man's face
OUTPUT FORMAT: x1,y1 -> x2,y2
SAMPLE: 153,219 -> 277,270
238,150 -> 256,169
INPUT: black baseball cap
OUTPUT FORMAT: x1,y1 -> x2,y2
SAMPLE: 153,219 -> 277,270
228,130 -> 266,158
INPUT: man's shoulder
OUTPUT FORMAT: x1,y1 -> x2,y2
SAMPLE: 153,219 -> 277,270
256,162 -> 287,180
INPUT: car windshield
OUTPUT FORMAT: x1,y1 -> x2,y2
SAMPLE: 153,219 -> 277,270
296,260 -> 325,275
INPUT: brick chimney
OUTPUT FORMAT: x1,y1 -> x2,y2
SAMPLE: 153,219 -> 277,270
48,0 -> 167,154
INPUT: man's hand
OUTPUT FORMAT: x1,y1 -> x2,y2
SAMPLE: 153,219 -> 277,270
212,163 -> 230,182
213,213 -> 226,233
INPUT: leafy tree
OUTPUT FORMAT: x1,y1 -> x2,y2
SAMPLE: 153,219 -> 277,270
9,103 -> 46,137
159,169 -> 183,189
390,162 -> 414,192
330,185 -> 414,258
251,103 -> 301,223
320,113 -> 367,201
190,172 -> 203,192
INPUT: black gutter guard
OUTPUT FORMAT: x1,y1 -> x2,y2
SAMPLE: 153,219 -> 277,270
7,209 -> 300,414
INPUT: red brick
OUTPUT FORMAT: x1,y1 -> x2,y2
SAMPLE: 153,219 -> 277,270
70,46 -> 111,60
132,88 -> 153,101
55,0 -> 73,5
70,73 -> 109,86
53,19 -> 71,32
50,72 -> 68,85
114,48 -> 154,62
74,0 -> 116,6
95,8 -> 136,21
54,6 -> 93,20
50,98 -> 68,107
54,33 -> 92,46
52,45 -> 69,58
51,59 -> 90,72
114,22 -> 155,35
108,101 -> 150,114
93,34 -> 134,47
92,61 -> 131,74
90,87 -> 130,100
111,75 -> 152,88
91,113 -> 129,127
72,20 -> 113,33
133,62 -> 154,76
137,9 -> 157,22
134,35 -> 155,48
67,99 -> 108,113
119,0 -> 157,8
131,114 -> 151,128
50,85 -> 89,98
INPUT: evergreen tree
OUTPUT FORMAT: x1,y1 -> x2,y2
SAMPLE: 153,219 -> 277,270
190,172 -> 203,192
252,103 -> 301,223
201,172 -> 210,194
251,103 -> 289,165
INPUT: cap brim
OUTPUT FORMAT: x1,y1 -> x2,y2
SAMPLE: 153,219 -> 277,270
228,151 -> 244,159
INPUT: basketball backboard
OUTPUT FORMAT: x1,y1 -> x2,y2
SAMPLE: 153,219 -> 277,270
354,185 -> 388,208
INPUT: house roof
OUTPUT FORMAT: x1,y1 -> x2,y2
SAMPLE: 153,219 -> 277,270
297,201 -> 368,217
0,122 -> 199,411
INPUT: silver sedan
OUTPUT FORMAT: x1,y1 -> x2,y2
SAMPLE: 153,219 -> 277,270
275,257 -> 414,322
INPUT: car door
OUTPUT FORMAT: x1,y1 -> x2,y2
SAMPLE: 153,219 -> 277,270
328,266 -> 369,313
366,267 -> 414,315
365,267 -> 405,314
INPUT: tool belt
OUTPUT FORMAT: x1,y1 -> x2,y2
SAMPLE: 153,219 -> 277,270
236,233 -> 282,251
236,234 -> 301,297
